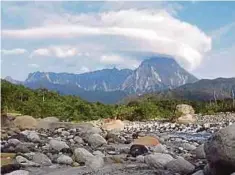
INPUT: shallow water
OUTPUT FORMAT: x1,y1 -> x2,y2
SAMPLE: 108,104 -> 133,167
170,132 -> 211,142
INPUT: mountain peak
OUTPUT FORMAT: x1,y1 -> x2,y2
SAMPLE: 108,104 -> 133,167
122,55 -> 198,93
4,76 -> 23,85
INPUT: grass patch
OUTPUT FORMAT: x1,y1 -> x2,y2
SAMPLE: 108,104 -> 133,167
1,153 -> 16,167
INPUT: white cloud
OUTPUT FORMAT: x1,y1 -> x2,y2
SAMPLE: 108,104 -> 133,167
31,46 -> 78,58
1,48 -> 27,55
31,48 -> 51,57
100,54 -> 140,69
28,63 -> 40,68
2,9 -> 212,70
80,66 -> 90,73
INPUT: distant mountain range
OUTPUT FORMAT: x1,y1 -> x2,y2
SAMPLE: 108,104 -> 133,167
4,56 -> 201,103
141,77 -> 235,101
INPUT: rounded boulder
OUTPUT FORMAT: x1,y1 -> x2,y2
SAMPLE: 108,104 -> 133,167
204,123 -> 235,175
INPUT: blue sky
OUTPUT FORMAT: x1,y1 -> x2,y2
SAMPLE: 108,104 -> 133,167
1,1 -> 235,81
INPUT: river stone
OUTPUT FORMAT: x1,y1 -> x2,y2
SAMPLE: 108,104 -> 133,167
182,142 -> 197,151
204,123 -> 235,175
32,153 -> 52,166
195,144 -> 206,159
49,139 -> 69,151
87,134 -> 107,148
13,116 -> 37,130
61,130 -> 70,137
8,139 -> 21,146
149,144 -> 167,153
93,151 -> 105,158
5,170 -> 29,175
16,155 -> 40,167
86,155 -> 104,171
144,153 -> 174,169
57,154 -> 73,165
74,136 -> 84,144
15,143 -> 30,153
130,144 -> 149,157
74,148 -> 94,163
27,131 -> 40,143
166,157 -> 195,174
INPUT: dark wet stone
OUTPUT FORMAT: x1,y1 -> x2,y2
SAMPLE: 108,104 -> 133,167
61,147 -> 73,156
1,164 -> 21,174
130,144 -> 149,157
9,133 -> 29,142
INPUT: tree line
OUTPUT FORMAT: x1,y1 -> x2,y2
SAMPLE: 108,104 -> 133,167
1,80 -> 235,121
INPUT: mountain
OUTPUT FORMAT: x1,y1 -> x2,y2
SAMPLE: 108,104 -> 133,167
25,68 -> 132,91
5,56 -> 199,103
24,80 -> 127,104
142,77 -> 235,101
4,76 -> 23,85
122,56 -> 198,93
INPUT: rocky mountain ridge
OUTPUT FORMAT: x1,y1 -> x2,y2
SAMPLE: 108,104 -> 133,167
5,56 -> 198,103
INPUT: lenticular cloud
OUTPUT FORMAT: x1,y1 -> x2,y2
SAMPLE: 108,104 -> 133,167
2,9 -> 212,70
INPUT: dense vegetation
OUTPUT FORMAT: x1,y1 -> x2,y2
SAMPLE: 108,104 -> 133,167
1,80 -> 235,121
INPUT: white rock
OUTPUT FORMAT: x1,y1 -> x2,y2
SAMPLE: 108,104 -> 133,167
74,148 -> 94,163
61,131 -> 70,137
88,134 -> 107,148
86,155 -> 104,171
182,143 -> 196,151
57,154 -> 73,165
5,170 -> 29,175
144,153 -> 174,169
49,139 -> 69,151
166,157 -> 195,174
74,136 -> 84,144
93,150 -> 105,158
32,153 -> 52,166
136,155 -> 145,163
27,131 -> 41,142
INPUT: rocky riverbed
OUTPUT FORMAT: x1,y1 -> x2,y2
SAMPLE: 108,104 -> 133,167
1,112 -> 235,175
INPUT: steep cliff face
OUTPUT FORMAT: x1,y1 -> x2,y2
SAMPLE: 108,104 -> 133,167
122,56 -> 198,93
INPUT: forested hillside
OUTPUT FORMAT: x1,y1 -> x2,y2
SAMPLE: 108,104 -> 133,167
1,80 -> 235,121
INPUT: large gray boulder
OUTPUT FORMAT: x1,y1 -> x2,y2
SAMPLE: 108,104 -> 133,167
204,123 -> 235,175
74,148 -> 94,163
144,153 -> 174,169
165,157 -> 195,174
87,134 -> 107,148
49,139 -> 69,151
86,156 -> 104,171
57,154 -> 73,165
32,153 -> 52,166
16,156 -> 40,167
27,131 -> 41,143
8,139 -> 21,146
